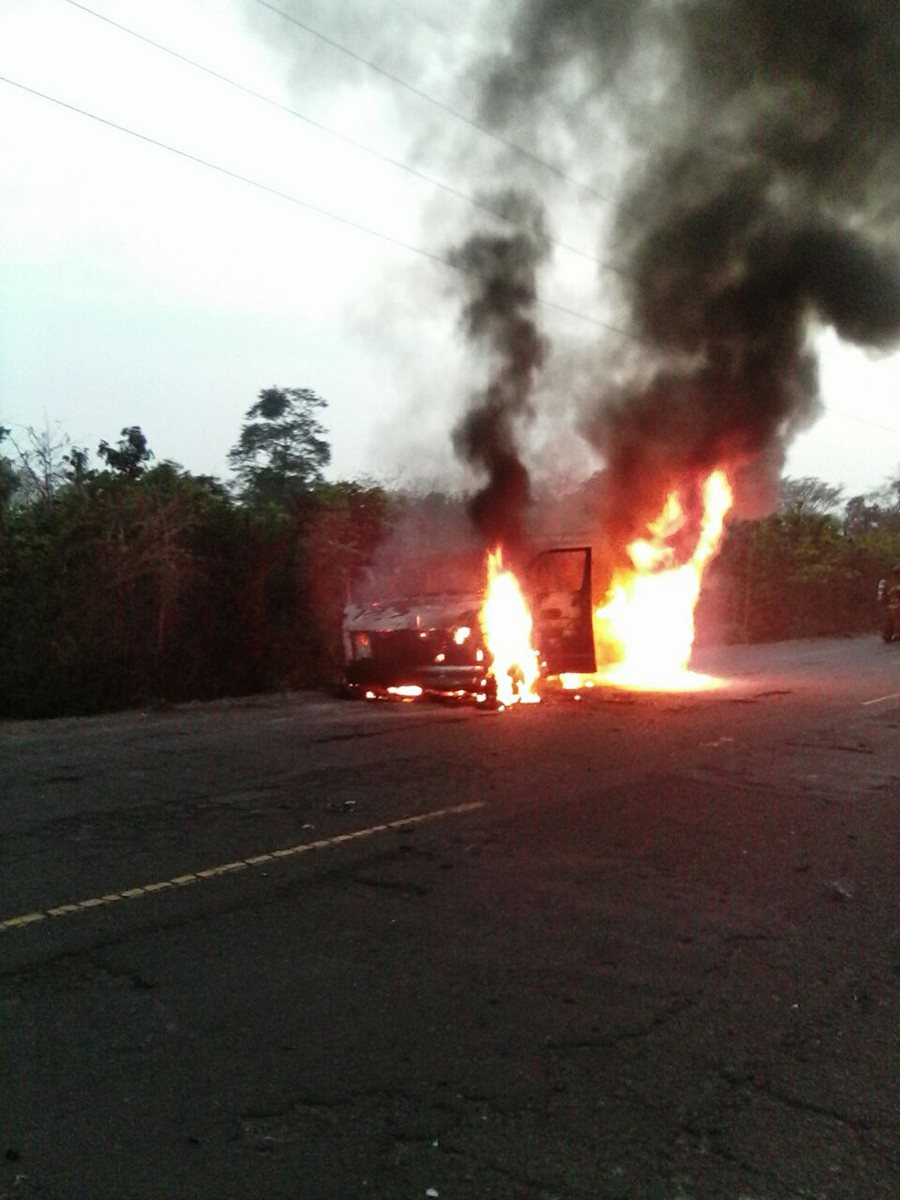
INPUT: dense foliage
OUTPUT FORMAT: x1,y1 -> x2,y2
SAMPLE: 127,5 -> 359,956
0,402 -> 387,718
1,406 -> 898,719
696,475 -> 900,644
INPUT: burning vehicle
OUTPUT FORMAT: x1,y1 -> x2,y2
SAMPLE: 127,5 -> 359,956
342,590 -> 489,702
415,0 -> 900,712
342,466 -> 734,706
342,544 -> 595,704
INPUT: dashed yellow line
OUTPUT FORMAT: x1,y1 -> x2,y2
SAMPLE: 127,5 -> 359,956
862,690 -> 900,707
0,801 -> 485,933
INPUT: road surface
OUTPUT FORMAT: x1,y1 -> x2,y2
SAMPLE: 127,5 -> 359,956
2,637 -> 899,1199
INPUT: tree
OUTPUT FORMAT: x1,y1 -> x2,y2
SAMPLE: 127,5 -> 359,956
62,446 -> 94,488
228,387 -> 330,506
0,427 -> 19,510
779,476 -> 845,516
303,480 -> 389,676
1,422 -> 74,504
97,426 -> 154,479
844,494 -> 886,536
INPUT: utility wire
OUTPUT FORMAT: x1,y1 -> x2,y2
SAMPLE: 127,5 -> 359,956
254,0 -> 615,206
59,0 -> 627,277
11,63 -> 899,427
7,79 -> 900,466
0,73 -> 639,343
9,73 -> 898,435
823,408 -> 900,437
380,0 -> 633,156
381,0 -> 478,48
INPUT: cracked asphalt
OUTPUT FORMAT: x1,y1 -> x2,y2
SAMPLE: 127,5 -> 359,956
1,636 -> 899,1199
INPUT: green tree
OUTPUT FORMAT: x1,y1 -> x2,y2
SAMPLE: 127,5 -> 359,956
228,387 -> 330,506
302,481 -> 389,678
779,476 -> 845,516
0,427 -> 19,510
97,426 -> 154,479
62,445 -> 94,488
844,494 -> 884,536
0,406 -> 389,716
1,422 -> 74,505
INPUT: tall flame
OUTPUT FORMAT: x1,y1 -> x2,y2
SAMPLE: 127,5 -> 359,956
593,469 -> 733,690
480,548 -> 541,706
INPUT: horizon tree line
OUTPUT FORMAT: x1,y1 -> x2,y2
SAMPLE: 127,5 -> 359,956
2,390 -> 899,718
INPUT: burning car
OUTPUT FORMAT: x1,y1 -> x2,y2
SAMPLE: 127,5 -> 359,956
341,545 -> 596,703
343,467 -> 733,704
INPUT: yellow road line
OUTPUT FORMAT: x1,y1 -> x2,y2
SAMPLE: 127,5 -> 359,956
862,691 -> 900,706
0,801 -> 485,933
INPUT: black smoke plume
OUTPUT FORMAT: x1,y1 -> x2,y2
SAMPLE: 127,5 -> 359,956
472,0 -> 900,572
448,189 -> 550,556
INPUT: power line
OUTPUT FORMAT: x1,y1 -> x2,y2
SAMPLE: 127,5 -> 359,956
382,0 -> 479,48
253,0 -> 615,206
380,0 -> 633,157
58,0 -> 627,277
8,63 -> 896,419
0,73 -> 639,343
824,408 -> 900,437
10,65 -> 896,407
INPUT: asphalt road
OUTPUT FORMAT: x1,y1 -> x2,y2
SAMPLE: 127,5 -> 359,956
2,636 -> 899,1200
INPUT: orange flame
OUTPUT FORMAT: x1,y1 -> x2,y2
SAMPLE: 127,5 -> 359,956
479,548 -> 541,706
592,469 -> 733,690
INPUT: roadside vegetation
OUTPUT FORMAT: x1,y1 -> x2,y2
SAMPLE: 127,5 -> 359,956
2,394 -> 898,718
696,475 -> 900,646
0,390 -> 387,718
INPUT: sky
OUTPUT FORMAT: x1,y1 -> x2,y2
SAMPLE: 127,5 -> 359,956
2,0 -> 900,503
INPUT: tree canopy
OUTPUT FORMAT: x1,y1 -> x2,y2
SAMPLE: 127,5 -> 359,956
779,475 -> 845,516
228,387 -> 330,505
0,392 -> 392,717
0,427 -> 18,510
98,426 -> 154,479
2,384 -> 900,720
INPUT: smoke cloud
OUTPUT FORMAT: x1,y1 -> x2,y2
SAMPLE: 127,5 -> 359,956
457,0 -> 900,567
448,189 -> 550,556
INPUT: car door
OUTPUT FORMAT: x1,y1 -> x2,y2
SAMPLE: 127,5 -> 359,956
526,546 -> 596,675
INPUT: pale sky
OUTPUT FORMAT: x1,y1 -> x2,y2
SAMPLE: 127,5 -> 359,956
2,0 -> 900,502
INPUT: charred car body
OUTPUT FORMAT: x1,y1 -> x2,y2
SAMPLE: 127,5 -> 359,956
342,546 -> 596,701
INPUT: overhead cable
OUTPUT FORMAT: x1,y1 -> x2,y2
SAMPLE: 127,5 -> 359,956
59,0 -> 627,276
0,73 -> 639,342
253,0 -> 614,206
823,408 -> 900,437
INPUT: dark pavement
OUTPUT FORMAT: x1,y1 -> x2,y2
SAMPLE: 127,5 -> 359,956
2,637 -> 899,1199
